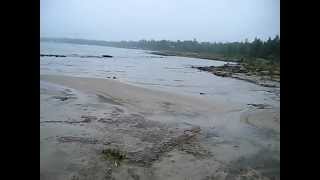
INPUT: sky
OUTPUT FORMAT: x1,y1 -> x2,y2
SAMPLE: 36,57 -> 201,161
40,0 -> 280,42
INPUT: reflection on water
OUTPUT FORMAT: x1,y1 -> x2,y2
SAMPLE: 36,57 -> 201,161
41,41 -> 279,106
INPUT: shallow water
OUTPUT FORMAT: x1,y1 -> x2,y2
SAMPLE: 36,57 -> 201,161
40,41 -> 280,179
40,41 -> 279,106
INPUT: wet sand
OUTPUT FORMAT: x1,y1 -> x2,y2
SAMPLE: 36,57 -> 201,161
40,74 -> 280,180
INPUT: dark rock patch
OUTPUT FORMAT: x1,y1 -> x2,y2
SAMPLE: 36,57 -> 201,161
52,96 -> 70,101
80,115 -> 98,122
102,55 -> 113,58
247,103 -> 272,109
40,116 -> 95,124
40,54 -> 67,58
149,51 -> 173,56
41,53 -> 113,59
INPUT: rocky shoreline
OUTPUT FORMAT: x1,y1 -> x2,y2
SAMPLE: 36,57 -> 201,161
192,63 -> 280,88
149,51 -> 239,62
149,51 -> 280,88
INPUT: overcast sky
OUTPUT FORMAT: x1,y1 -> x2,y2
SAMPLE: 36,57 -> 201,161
40,0 -> 279,42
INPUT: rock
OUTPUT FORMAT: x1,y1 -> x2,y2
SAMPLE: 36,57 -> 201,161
213,71 -> 231,77
259,70 -> 270,75
260,76 -> 271,81
239,67 -> 248,73
40,54 -> 67,57
150,51 -> 172,56
272,75 -> 280,82
259,83 -> 277,88
193,63 -> 280,89
197,66 -> 213,71
53,96 -> 69,101
247,103 -> 271,109
273,71 -> 280,75
80,115 -> 97,122
102,55 -> 113,58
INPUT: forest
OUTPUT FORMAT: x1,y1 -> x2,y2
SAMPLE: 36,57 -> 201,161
41,36 -> 280,63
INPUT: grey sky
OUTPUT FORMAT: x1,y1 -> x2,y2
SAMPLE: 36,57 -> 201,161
40,0 -> 279,42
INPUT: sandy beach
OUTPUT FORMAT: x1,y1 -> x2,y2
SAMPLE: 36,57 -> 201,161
40,74 -> 279,180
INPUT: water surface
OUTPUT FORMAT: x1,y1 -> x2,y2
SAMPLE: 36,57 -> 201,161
41,41 -> 279,106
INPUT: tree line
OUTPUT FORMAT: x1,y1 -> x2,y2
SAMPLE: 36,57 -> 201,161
108,36 -> 279,62
41,35 -> 280,62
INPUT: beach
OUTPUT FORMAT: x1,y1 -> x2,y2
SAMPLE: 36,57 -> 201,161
40,74 -> 279,180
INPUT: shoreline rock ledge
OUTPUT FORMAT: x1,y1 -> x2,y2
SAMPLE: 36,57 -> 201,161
192,63 -> 280,88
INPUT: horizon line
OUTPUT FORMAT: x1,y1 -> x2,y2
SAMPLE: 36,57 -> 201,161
40,35 -> 280,44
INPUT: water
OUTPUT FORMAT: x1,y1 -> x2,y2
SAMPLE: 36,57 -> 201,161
40,41 -> 278,106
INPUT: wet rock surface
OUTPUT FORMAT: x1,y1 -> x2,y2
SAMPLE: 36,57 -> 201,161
192,63 -> 280,88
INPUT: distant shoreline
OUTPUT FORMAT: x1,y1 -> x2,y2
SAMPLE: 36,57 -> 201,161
41,39 -> 280,88
40,37 -> 280,64
41,38 -> 237,62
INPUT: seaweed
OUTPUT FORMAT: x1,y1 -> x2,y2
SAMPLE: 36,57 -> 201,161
102,148 -> 127,167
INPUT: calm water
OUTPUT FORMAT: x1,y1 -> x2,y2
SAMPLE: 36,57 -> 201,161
40,41 -> 279,106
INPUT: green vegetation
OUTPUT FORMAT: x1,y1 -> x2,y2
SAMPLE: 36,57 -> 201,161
113,36 -> 280,63
102,148 -> 126,167
41,36 -> 280,63
41,36 -> 280,73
